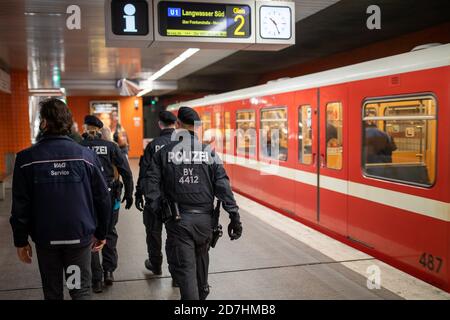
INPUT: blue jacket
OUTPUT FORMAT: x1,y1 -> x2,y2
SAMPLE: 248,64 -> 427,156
10,135 -> 111,247
365,126 -> 397,163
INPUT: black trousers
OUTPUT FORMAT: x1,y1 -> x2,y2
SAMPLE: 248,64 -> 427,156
36,243 -> 92,300
143,206 -> 163,268
92,209 -> 119,281
165,213 -> 212,300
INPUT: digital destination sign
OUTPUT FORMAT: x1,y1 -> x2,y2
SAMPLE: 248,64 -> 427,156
158,1 -> 251,38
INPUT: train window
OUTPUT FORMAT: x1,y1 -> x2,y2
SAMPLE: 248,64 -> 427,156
326,102 -> 343,170
362,95 -> 437,187
215,112 -> 221,129
260,107 -> 288,161
298,105 -> 313,165
224,112 -> 231,152
201,112 -> 211,143
236,110 -> 256,157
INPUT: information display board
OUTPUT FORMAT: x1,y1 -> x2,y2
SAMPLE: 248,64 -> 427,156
105,0 -> 154,48
111,0 -> 149,36
104,0 -> 294,50
158,1 -> 251,38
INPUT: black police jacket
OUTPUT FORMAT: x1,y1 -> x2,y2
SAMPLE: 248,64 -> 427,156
143,130 -> 239,216
10,135 -> 111,247
80,136 -> 134,199
136,128 -> 174,195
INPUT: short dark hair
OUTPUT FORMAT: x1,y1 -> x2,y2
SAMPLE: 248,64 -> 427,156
39,98 -> 73,135
159,120 -> 174,127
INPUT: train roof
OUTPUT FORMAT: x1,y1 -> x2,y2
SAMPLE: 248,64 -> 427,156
167,43 -> 450,111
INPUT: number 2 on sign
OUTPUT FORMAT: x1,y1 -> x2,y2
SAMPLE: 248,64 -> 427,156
234,15 -> 245,36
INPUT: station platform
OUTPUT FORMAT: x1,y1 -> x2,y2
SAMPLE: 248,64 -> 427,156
0,159 -> 449,300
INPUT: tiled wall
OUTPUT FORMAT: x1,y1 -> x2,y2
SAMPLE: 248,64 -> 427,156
0,80 -> 144,174
0,90 -> 12,174
9,71 -> 30,153
0,70 -> 30,175
66,96 -> 144,158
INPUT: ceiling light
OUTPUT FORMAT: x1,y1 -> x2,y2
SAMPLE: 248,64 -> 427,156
29,88 -> 66,97
137,48 -> 200,97
24,12 -> 63,16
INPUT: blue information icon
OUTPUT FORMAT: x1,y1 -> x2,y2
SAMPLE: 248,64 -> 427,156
168,7 -> 181,17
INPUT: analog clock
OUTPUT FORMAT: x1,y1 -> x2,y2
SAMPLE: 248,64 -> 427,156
260,6 -> 292,40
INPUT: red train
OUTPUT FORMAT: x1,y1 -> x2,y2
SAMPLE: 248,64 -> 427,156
168,44 -> 450,292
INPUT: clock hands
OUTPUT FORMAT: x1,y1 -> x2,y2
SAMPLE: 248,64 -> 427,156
269,17 -> 280,34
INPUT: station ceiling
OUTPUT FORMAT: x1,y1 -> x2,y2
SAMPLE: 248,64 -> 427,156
0,0 -> 339,96
176,0 -> 450,95
0,0 -> 449,98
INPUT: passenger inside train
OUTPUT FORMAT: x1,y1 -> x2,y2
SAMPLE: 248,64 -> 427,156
362,96 -> 436,186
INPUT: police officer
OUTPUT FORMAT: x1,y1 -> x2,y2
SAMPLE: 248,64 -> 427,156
10,98 -> 111,300
143,106 -> 243,300
135,111 -> 176,275
81,115 -> 134,292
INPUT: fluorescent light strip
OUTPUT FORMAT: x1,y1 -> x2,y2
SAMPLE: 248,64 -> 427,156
29,88 -> 66,96
137,48 -> 200,97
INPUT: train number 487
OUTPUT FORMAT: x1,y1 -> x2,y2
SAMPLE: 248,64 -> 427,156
419,253 -> 443,273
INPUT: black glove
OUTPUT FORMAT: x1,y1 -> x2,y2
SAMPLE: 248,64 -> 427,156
135,190 -> 144,212
122,195 -> 133,210
227,214 -> 242,240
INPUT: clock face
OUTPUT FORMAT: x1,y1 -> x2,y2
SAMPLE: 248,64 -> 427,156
260,6 -> 292,40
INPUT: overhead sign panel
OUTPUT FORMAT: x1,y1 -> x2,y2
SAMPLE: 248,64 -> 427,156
158,1 -> 251,39
111,0 -> 149,35
104,0 -> 295,50
105,0 -> 154,48
153,0 -> 255,49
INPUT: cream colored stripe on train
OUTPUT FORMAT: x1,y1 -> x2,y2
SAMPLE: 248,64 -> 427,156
218,153 -> 450,223
348,181 -> 450,222
221,153 -> 317,187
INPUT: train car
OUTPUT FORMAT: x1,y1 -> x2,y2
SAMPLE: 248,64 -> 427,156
168,44 -> 450,292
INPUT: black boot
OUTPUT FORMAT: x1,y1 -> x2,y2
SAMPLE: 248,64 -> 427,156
104,271 -> 114,286
92,280 -> 103,293
144,259 -> 162,275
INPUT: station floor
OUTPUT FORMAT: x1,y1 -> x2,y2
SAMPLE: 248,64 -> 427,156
0,159 -> 449,300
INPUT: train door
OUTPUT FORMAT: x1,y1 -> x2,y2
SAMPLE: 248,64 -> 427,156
258,97 -> 295,214
294,89 -> 319,223
318,85 -> 348,235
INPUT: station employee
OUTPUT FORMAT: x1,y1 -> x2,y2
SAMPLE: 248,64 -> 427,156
10,98 -> 111,300
143,106 -> 243,300
81,115 -> 134,291
135,111 -> 177,275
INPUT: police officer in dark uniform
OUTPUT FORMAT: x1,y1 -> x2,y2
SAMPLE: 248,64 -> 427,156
143,106 -> 243,300
81,115 -> 134,292
10,98 -> 111,300
135,111 -> 176,275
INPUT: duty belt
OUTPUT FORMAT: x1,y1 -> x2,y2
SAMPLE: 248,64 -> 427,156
181,209 -> 211,215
